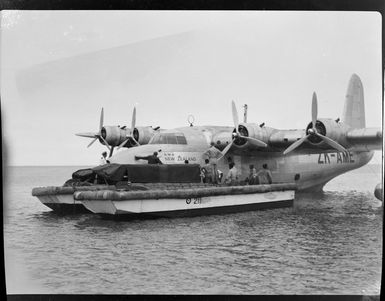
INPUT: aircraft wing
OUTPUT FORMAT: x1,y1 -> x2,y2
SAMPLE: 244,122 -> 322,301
228,126 -> 382,154
225,128 -> 308,154
225,74 -> 382,156
268,129 -> 305,149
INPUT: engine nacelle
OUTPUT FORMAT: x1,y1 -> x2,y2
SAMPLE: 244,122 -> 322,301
101,126 -> 127,146
305,118 -> 349,147
134,126 -> 157,145
100,126 -> 157,147
231,123 -> 273,148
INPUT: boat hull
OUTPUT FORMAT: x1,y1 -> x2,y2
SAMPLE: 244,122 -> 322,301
32,185 -> 116,214
35,194 -> 91,214
79,189 -> 295,219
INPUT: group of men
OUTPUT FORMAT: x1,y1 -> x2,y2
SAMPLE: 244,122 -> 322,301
200,142 -> 273,186
245,163 -> 273,185
201,159 -> 272,186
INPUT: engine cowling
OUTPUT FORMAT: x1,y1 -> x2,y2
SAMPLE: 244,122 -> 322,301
305,118 -> 348,147
100,126 -> 157,147
231,123 -> 273,148
100,126 -> 127,146
134,126 -> 157,145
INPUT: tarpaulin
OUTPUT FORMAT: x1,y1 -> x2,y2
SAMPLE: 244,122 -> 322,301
89,163 -> 201,184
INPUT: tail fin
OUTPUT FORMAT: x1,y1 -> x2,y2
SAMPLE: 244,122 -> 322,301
342,74 -> 365,129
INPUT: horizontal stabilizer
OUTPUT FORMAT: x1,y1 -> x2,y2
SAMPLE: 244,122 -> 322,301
346,127 -> 382,150
347,128 -> 382,141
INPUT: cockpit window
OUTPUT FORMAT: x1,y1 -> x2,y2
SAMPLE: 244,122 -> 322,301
150,132 -> 187,145
166,135 -> 177,144
159,135 -> 167,144
176,135 -> 187,144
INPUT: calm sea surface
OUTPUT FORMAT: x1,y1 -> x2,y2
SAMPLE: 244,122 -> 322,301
4,165 -> 383,294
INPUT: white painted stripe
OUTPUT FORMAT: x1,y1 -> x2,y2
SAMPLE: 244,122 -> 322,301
38,195 -> 82,206
81,191 -> 295,214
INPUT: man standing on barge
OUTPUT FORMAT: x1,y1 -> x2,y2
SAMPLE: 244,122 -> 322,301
256,163 -> 273,184
202,142 -> 222,184
201,159 -> 214,183
99,151 -> 109,165
135,152 -> 163,164
225,162 -> 239,185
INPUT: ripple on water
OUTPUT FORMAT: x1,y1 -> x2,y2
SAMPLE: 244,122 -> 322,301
3,166 -> 383,294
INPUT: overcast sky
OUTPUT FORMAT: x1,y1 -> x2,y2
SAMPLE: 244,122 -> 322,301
1,10 -> 382,166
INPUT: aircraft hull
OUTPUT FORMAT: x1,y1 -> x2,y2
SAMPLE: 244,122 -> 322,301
77,188 -> 295,219
111,144 -> 374,192
223,150 -> 374,192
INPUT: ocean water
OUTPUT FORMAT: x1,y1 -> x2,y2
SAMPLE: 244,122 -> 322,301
3,165 -> 383,294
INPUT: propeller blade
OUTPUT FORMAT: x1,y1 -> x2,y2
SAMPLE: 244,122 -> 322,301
76,107 -> 104,148
87,137 -> 98,148
75,132 -> 98,138
231,100 -> 239,133
99,135 -> 111,151
314,132 -> 347,153
131,136 -> 140,146
117,136 -> 140,150
117,138 -> 129,149
131,106 -> 136,132
109,146 -> 115,158
117,109 -> 141,150
99,108 -> 104,133
239,135 -> 268,148
220,141 -> 234,159
283,135 -> 310,155
312,92 -> 317,129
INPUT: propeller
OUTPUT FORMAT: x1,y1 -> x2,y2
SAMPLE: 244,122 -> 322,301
109,146 -> 115,158
76,108 -> 111,151
220,101 -> 267,159
117,106 -> 140,149
283,92 -> 347,155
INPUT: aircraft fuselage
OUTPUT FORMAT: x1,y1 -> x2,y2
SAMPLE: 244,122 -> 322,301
109,126 -> 374,191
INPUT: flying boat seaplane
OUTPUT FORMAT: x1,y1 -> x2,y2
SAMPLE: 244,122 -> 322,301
76,106 -> 161,157
32,74 -> 382,216
106,74 -> 382,192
